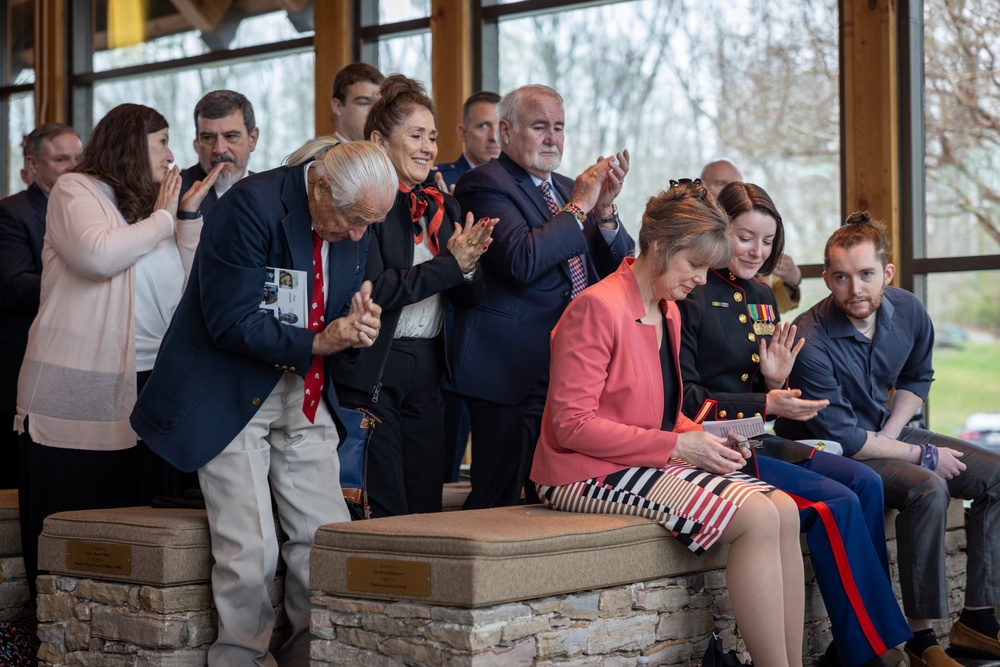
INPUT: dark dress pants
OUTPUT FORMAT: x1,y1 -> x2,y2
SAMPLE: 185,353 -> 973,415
462,377 -> 546,510
336,338 -> 446,518
1,411 -> 18,489
862,427 -> 1000,619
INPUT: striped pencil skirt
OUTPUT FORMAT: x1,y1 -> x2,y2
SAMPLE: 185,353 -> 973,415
537,461 -> 774,555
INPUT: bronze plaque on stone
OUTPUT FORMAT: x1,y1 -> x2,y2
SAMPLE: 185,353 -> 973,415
346,557 -> 431,597
66,540 -> 132,576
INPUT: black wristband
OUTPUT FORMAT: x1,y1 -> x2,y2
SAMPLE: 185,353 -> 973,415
176,210 -> 201,220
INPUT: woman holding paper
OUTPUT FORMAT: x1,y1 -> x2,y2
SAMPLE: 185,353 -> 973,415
14,103 -> 222,595
676,182 -> 911,667
531,180 -> 805,666
332,75 -> 496,518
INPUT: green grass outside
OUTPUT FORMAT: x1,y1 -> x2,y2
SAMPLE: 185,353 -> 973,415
927,341 -> 1000,436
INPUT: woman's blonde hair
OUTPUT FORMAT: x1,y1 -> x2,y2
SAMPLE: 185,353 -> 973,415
639,179 -> 733,275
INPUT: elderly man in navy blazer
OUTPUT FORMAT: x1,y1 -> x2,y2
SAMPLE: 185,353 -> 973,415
0,123 -> 81,489
452,84 -> 635,509
132,139 -> 397,667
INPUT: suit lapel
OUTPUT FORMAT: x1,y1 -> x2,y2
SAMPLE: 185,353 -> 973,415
499,153 -> 552,223
278,164 -> 313,285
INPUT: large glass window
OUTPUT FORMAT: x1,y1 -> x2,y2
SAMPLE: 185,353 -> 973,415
2,0 -> 36,196
378,32 -> 432,90
93,51 -> 315,173
93,6 -> 313,72
925,271 -> 1000,436
921,0 -> 1000,435
496,0 -> 840,269
923,0 -> 1000,260
379,0 -> 431,24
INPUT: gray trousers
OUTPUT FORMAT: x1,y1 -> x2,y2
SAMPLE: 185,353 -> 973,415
861,427 -> 1000,619
199,373 -> 350,666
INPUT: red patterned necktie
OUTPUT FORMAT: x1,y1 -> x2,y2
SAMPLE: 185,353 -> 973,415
539,181 -> 588,298
399,183 -> 445,254
303,231 -> 325,423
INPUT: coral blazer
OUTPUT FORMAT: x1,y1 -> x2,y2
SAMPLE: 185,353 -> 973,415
530,257 -> 702,487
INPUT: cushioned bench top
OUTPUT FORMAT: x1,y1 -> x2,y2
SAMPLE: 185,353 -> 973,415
310,504 -> 729,608
0,489 -> 19,557
38,507 -> 213,586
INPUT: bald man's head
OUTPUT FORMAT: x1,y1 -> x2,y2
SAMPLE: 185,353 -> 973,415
700,159 -> 743,198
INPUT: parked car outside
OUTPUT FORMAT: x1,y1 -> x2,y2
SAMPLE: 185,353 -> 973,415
960,412 -> 1000,453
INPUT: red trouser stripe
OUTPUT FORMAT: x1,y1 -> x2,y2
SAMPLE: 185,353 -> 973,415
788,492 -> 887,655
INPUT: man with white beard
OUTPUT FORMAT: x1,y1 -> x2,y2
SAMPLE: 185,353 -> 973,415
180,90 -> 259,217
450,84 -> 635,509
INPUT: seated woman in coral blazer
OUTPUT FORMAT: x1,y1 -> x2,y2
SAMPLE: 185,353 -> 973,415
530,180 -> 805,667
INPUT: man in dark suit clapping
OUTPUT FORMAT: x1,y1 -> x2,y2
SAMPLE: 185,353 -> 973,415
452,84 -> 635,509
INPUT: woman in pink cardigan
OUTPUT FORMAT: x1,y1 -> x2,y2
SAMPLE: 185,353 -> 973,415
530,180 -> 804,666
14,103 -> 222,595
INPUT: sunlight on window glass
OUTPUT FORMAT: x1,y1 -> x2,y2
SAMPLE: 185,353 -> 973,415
498,0 -> 840,267
94,52 -> 315,173
378,33 -> 432,94
5,94 -> 35,198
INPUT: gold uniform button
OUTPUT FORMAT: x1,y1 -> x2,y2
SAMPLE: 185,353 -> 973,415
719,410 -> 728,418
737,412 -> 744,419
754,412 -> 762,418
741,373 -> 749,382
734,293 -> 743,303
251,397 -> 261,406
273,364 -> 280,369
289,366 -> 296,372
748,333 -> 756,342
739,314 -> 748,323
751,353 -> 760,363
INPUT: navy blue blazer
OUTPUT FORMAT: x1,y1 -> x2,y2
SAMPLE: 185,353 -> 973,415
331,190 -> 484,396
426,154 -> 474,190
131,163 -> 370,472
451,153 -> 635,405
0,183 -> 47,412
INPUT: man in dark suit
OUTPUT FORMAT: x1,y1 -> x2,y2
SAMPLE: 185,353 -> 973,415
0,123 -> 81,489
429,91 -> 501,192
452,84 -> 635,509
179,90 -> 258,218
131,139 -> 397,666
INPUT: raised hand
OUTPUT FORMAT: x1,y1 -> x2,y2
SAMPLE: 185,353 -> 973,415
760,321 -> 805,389
447,213 -> 498,273
311,280 -> 383,356
179,162 -> 226,216
153,166 -> 183,218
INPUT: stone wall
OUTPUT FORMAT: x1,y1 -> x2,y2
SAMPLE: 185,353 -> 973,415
34,574 -> 288,667
310,525 -> 968,667
0,555 -> 31,622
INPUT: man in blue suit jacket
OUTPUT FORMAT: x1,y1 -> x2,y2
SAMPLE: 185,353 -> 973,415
452,84 -> 635,509
0,123 -> 81,489
179,90 -> 259,218
132,139 -> 397,666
